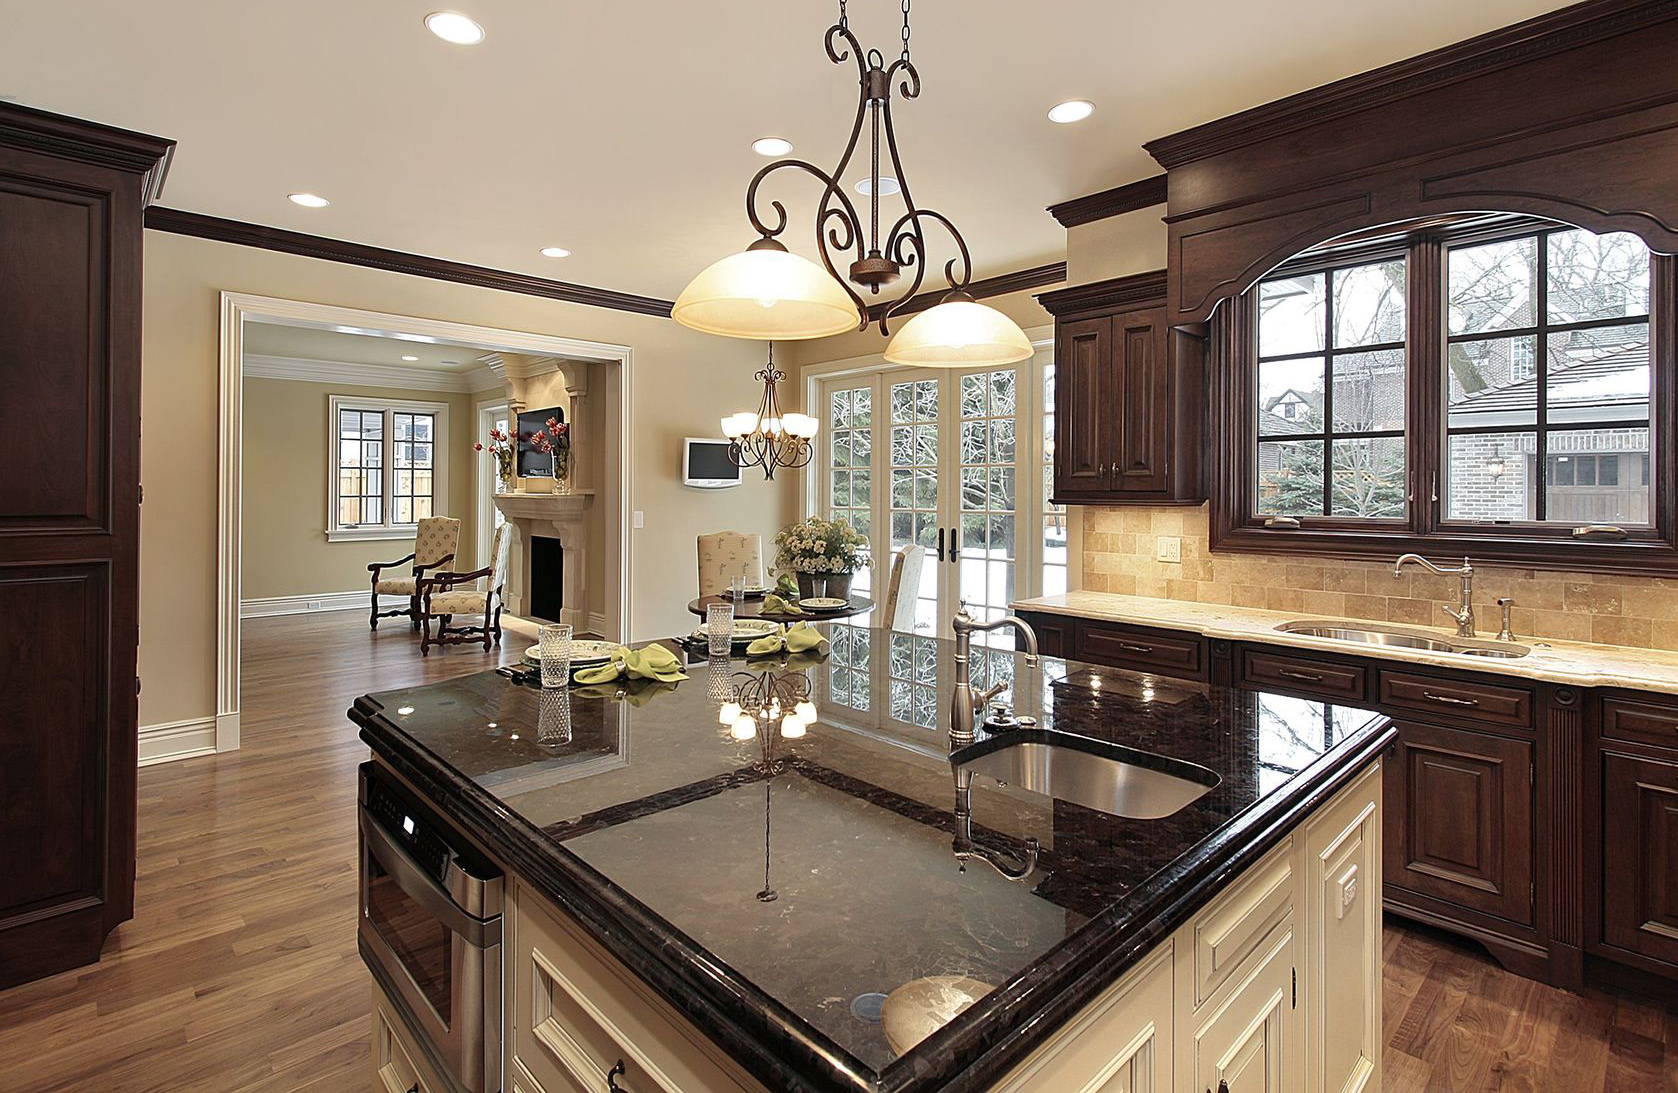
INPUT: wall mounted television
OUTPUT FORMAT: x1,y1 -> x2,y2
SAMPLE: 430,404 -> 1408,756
516,406 -> 565,477
683,438 -> 741,489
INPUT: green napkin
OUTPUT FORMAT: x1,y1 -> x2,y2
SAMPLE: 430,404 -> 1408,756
762,593 -> 806,616
571,678 -> 682,706
572,643 -> 688,685
745,622 -> 831,659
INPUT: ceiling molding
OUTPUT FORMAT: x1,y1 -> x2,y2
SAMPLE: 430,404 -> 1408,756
865,261 -> 1067,323
243,352 -> 498,394
1145,0 -> 1676,170
1036,268 -> 1168,317
1046,175 -> 1169,228
0,101 -> 175,204
144,207 -> 676,318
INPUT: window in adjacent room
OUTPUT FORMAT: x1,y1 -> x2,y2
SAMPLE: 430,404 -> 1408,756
327,396 -> 450,541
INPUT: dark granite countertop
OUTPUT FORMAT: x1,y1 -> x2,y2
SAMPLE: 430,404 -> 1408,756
351,625 -> 1393,1093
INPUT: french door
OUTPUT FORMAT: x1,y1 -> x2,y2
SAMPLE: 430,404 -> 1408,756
818,352 -> 1049,643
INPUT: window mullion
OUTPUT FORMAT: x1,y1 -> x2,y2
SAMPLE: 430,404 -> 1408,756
383,410 -> 396,531
1535,230 -> 1550,522
1322,271 -> 1335,517
1410,236 -> 1443,536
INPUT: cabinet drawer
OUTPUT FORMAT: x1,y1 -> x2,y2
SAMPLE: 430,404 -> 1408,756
1076,620 -> 1204,679
1241,649 -> 1365,702
1602,696 -> 1678,753
1191,837 -> 1295,1009
374,991 -> 441,1093
1376,670 -> 1532,730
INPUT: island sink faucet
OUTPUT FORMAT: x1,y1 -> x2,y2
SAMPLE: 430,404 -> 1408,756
949,607 -> 1039,747
1394,553 -> 1476,637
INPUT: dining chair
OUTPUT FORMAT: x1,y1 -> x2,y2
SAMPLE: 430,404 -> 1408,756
881,544 -> 928,632
696,531 -> 764,599
416,522 -> 513,655
368,516 -> 462,630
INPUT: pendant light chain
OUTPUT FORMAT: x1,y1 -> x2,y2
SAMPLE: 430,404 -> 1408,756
900,0 -> 911,62
838,0 -> 848,32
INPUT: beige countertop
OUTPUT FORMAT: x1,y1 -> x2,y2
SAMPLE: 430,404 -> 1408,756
1013,590 -> 1678,697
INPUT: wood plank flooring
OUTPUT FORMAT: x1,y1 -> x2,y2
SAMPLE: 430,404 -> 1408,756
0,610 -> 1673,1091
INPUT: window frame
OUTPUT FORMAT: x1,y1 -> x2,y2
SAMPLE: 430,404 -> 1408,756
1210,215 -> 1678,575
325,394 -> 451,542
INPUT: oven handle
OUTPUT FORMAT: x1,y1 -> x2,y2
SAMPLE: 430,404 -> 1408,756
360,811 -> 502,948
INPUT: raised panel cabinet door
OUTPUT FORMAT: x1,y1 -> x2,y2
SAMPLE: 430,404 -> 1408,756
1190,923 -> 1298,1093
1112,307 -> 1170,494
1304,766 -> 1381,1093
1601,753 -> 1678,966
1384,722 -> 1534,926
1054,316 -> 1111,497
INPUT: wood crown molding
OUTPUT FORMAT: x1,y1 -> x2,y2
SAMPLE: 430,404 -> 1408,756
145,207 -> 676,318
865,261 -> 1066,322
0,101 -> 174,204
1036,268 -> 1168,317
1144,0 -> 1678,169
1046,175 -> 1168,228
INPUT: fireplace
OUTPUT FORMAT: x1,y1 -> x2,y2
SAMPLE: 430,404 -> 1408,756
530,536 -> 565,622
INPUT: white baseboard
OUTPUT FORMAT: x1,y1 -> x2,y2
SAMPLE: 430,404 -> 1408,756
587,612 -> 611,638
139,717 -> 219,766
241,591 -> 407,618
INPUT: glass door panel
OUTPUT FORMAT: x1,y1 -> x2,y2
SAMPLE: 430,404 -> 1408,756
826,386 -> 875,603
955,368 -> 1020,646
888,376 -> 942,632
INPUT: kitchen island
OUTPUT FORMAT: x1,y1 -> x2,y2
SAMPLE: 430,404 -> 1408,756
351,625 -> 1394,1093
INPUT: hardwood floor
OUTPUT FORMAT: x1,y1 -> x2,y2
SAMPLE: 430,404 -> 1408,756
0,610 -> 1672,1091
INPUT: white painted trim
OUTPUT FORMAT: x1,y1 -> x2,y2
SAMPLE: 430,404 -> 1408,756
326,393 -> 452,541
587,611 -> 610,636
245,353 -> 482,393
219,292 -> 637,752
241,591 -> 407,618
139,717 -> 218,766
475,396 -> 511,569
323,527 -> 418,543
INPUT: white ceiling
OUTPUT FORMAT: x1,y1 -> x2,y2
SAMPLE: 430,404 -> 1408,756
3,0 -> 1567,301
242,322 -> 487,372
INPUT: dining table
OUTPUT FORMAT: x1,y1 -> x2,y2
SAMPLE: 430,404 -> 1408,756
685,593 -> 875,626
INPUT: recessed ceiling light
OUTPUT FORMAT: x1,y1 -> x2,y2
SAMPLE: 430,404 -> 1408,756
539,246 -> 571,258
855,176 -> 901,197
1048,99 -> 1096,124
752,137 -> 793,157
401,355 -> 420,362
425,11 -> 485,45
287,192 -> 330,208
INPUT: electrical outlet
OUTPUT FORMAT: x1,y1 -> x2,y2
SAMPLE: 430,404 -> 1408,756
1155,536 -> 1181,564
633,510 -> 645,529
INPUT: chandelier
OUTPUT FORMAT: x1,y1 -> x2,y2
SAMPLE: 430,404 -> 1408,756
718,668 -> 817,749
721,343 -> 818,480
674,0 -> 1033,368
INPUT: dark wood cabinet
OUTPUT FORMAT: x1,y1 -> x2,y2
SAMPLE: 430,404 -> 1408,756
1600,752 -> 1678,968
1039,271 -> 1204,504
1385,721 -> 1535,927
0,104 -> 171,989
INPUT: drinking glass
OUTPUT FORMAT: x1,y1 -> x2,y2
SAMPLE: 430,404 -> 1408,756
537,687 -> 572,746
538,623 -> 573,688
707,601 -> 736,656
730,574 -> 747,605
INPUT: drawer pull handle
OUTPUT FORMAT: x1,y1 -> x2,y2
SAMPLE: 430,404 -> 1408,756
608,1060 -> 628,1092
1276,667 -> 1323,682
1115,642 -> 1154,654
1421,691 -> 1480,707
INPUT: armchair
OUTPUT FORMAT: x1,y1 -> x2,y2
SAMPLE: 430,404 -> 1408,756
417,522 -> 513,656
368,516 -> 462,630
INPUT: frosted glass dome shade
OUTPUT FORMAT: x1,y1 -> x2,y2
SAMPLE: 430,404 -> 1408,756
673,246 -> 860,340
883,298 -> 1034,367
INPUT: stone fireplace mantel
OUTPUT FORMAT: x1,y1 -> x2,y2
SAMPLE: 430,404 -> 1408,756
493,490 -> 594,627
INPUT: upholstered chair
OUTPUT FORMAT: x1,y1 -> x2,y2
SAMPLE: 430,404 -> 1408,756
696,531 -> 764,599
417,522 -> 513,656
881,544 -> 927,632
368,516 -> 461,630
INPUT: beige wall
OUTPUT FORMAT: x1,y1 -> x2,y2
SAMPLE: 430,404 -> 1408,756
140,231 -> 796,727
240,377 -> 477,601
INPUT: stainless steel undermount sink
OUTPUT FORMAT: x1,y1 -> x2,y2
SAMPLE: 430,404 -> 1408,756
953,730 -> 1220,821
1275,620 -> 1530,659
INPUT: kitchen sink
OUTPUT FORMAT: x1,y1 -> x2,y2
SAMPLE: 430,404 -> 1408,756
953,730 -> 1220,820
1275,620 -> 1530,659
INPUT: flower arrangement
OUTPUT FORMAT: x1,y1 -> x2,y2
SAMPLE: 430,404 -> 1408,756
773,515 -> 869,575
526,416 -> 572,480
473,427 -> 517,486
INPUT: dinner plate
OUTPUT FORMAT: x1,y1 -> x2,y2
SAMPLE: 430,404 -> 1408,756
799,597 -> 850,612
688,618 -> 780,644
522,639 -> 621,668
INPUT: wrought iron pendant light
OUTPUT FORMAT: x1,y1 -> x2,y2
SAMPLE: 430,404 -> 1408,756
721,343 -> 819,480
674,0 -> 1033,368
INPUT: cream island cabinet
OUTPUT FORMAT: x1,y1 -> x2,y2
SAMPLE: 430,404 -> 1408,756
352,626 -> 1392,1093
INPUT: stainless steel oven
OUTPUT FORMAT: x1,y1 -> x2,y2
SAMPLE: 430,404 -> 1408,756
359,762 -> 503,1093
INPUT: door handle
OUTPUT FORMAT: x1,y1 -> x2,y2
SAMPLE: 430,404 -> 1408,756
949,526 -> 961,561
936,526 -> 945,562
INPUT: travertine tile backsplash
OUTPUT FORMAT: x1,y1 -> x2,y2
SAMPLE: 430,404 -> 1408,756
1082,505 -> 1678,650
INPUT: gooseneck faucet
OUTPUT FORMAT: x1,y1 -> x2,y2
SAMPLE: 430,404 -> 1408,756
952,769 -> 1040,881
1394,553 -> 1475,638
949,608 -> 1039,747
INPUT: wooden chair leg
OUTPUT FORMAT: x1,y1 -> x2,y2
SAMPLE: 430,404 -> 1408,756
410,595 -> 421,630
370,585 -> 379,630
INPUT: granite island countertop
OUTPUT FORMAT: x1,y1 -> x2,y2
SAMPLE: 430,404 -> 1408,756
1015,589 -> 1678,695
352,625 -> 1394,1093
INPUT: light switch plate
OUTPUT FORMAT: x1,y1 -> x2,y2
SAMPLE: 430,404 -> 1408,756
633,510 -> 644,529
1156,536 -> 1181,564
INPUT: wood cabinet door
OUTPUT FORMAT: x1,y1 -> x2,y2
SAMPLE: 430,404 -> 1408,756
1053,316 -> 1110,497
1601,752 -> 1678,967
1385,722 -> 1534,926
0,138 -> 146,988
1189,922 -> 1298,1093
1304,767 -> 1381,1093
1111,306 -> 1171,494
